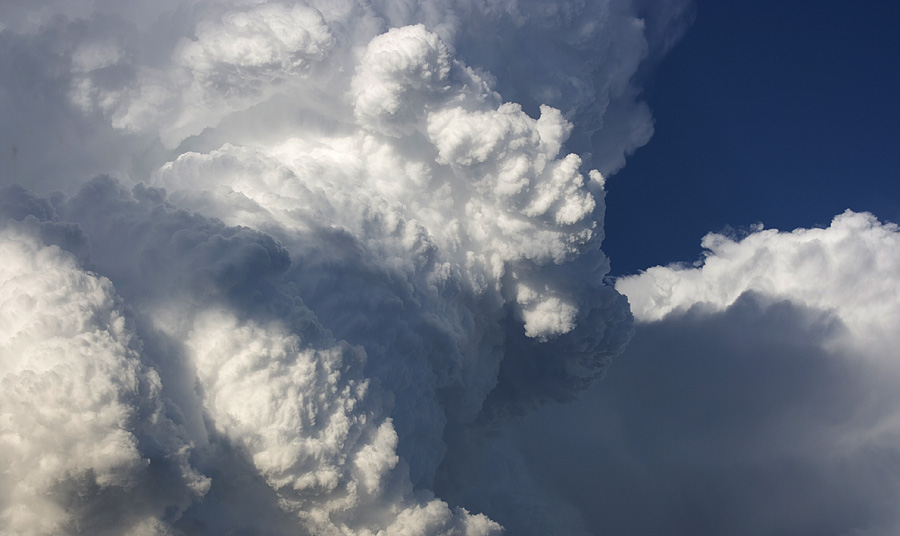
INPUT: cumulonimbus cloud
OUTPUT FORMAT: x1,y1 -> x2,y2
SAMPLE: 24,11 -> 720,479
0,1 -> 691,534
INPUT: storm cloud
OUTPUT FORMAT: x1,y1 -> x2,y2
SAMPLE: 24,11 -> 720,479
0,1 -> 693,534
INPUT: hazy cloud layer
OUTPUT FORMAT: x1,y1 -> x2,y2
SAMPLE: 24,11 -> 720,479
0,1 -> 691,534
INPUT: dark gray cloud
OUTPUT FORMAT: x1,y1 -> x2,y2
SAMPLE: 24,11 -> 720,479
578,213 -> 900,535
515,292 -> 900,536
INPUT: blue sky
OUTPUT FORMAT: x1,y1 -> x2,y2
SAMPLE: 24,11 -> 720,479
605,0 -> 900,275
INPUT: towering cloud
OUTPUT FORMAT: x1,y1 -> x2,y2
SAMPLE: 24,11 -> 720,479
0,1 -> 690,534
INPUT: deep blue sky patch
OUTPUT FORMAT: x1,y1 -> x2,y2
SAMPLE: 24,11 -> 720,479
604,0 -> 900,275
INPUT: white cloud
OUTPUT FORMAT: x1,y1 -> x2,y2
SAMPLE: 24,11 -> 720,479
617,210 -> 900,360
1,175 -> 505,534
353,24 -> 453,137
569,211 -> 900,535
0,1 -> 692,533
69,2 -> 340,146
0,0 -> 684,189
157,25 -> 604,349
0,219 -> 206,535
184,309 -> 499,535
149,21 -> 635,496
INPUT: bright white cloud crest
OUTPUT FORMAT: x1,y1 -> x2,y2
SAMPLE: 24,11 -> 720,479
617,210 -> 900,359
0,0 -> 692,534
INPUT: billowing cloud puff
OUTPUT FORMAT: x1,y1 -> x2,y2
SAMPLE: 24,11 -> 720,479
159,24 -> 604,342
186,309 -> 500,536
0,0 -> 688,189
617,210 -> 900,358
179,3 -> 335,83
151,25 -> 634,501
0,218 -> 207,535
353,24 -> 453,136
0,1 -> 690,534
70,2 -> 338,146
369,0 -> 688,174
2,178 -> 503,535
